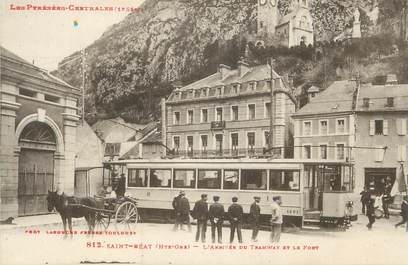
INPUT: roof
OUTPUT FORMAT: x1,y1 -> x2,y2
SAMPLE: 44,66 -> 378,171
120,143 -> 140,160
277,6 -> 311,28
0,46 -> 77,90
356,84 -> 408,112
140,121 -> 158,136
294,80 -> 408,117
278,12 -> 295,26
91,117 -> 145,143
307,85 -> 320,93
141,131 -> 162,144
294,80 -> 355,116
177,64 -> 283,92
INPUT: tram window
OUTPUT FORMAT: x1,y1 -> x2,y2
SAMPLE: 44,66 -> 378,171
198,169 -> 221,189
128,169 -> 148,187
241,169 -> 267,190
223,170 -> 239,190
174,169 -> 196,188
269,170 -> 300,191
150,169 -> 171,188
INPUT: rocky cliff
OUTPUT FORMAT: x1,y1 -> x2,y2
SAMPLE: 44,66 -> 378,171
53,0 -> 405,124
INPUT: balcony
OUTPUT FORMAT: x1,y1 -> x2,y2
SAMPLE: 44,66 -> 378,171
211,121 -> 226,130
167,148 -> 270,159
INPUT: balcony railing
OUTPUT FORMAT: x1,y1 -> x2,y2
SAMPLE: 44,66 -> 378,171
167,148 -> 275,159
211,121 -> 226,130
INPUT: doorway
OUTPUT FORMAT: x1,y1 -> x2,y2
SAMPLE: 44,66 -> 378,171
18,121 -> 56,216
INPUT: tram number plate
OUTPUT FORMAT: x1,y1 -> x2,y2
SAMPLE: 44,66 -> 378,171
284,208 -> 299,216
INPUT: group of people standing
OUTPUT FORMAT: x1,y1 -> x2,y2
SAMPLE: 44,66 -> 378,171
172,191 -> 282,243
360,177 -> 408,231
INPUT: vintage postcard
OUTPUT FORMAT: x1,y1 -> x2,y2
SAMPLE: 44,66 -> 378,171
1,0 -> 407,264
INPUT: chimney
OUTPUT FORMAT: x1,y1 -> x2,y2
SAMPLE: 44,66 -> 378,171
385,74 -> 398,86
218,64 -> 231,79
238,59 -> 250,78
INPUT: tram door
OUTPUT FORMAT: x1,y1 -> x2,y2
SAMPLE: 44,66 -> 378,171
304,165 -> 323,211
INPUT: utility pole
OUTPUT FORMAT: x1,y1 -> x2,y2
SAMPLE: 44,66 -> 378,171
81,49 -> 86,124
268,57 -> 276,157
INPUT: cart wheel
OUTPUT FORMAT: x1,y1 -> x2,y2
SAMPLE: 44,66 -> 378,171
95,212 -> 110,231
115,201 -> 138,231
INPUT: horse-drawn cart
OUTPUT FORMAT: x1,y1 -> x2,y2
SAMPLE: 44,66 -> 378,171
70,196 -> 139,231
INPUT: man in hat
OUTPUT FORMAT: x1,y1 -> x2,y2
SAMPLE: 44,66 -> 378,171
179,191 -> 191,232
173,191 -> 191,231
395,195 -> 408,232
172,191 -> 183,231
192,194 -> 209,242
209,195 -> 225,243
270,196 -> 282,243
228,196 -> 243,243
115,173 -> 126,198
250,196 -> 261,242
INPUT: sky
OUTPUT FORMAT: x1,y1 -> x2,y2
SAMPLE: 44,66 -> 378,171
0,0 -> 144,71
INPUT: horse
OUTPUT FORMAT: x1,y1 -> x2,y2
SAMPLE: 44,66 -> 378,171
47,190 -> 97,238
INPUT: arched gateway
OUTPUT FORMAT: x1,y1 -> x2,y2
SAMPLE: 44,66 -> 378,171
16,116 -> 63,216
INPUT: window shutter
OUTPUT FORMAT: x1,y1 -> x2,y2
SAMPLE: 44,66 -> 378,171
398,145 -> 407,162
383,120 -> 388,135
400,119 -> 407,135
397,119 -> 402,135
375,145 -> 384,162
369,120 -> 375,136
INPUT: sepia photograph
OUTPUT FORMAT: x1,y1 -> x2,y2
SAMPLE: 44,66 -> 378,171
0,0 -> 407,264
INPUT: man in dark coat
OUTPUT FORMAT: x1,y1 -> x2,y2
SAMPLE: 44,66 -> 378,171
172,191 -> 182,231
192,194 -> 208,242
178,191 -> 191,232
395,195 -> 408,232
360,187 -> 370,214
381,177 -> 392,219
366,196 -> 376,230
209,195 -> 224,243
115,173 -> 126,198
228,196 -> 243,243
173,191 -> 191,231
250,196 -> 261,242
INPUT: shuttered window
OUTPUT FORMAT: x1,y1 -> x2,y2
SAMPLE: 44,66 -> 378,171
370,120 -> 387,135
369,120 -> 375,136
383,120 -> 388,135
397,118 -> 407,135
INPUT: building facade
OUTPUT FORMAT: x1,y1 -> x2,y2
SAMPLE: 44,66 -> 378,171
163,62 -> 296,159
0,47 -> 81,218
292,77 -> 408,211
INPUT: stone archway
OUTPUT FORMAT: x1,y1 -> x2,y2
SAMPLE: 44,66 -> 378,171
15,114 -> 64,216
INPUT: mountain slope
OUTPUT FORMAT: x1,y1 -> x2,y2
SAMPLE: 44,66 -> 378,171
54,0 -> 404,124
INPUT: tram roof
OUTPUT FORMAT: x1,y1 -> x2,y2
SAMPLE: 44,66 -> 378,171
105,158 -> 353,166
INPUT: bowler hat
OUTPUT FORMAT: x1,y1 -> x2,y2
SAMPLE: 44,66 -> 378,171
232,197 -> 238,202
254,196 -> 261,200
273,196 -> 281,201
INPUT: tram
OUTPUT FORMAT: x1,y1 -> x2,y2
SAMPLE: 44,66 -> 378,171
102,158 -> 355,228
